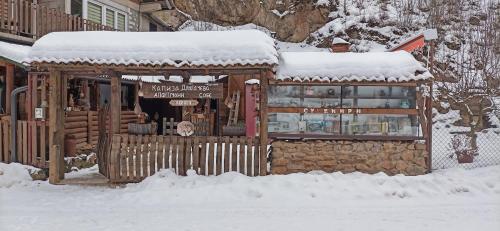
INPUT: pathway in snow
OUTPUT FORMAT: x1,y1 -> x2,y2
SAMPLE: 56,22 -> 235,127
1,164 -> 499,231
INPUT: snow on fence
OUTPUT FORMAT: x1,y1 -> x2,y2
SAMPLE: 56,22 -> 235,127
107,135 -> 263,183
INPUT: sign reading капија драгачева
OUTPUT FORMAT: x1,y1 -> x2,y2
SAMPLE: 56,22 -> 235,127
140,82 -> 224,99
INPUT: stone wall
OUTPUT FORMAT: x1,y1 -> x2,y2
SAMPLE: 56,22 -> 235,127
271,140 -> 429,176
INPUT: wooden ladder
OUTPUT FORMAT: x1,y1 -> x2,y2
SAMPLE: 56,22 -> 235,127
227,90 -> 240,126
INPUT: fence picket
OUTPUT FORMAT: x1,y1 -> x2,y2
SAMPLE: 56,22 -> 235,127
246,137 -> 253,176
216,137 -> 222,175
171,136 -> 177,172
207,137 -> 215,175
142,135 -> 149,177
120,135 -> 128,179
239,137 -> 245,175
135,135 -> 142,178
149,135 -> 157,176
192,136 -> 199,174
185,137 -> 192,172
199,136 -> 207,175
231,137 -> 238,172
128,135 -> 136,180
223,136 -> 230,173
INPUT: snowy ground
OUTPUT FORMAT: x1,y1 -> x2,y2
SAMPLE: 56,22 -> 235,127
1,163 -> 499,231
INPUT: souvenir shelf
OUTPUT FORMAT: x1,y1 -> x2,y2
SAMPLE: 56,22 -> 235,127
268,84 -> 422,139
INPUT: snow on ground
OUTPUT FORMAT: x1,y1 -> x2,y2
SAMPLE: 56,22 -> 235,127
1,162 -> 499,231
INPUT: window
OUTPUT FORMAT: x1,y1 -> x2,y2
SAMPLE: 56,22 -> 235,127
106,9 -> 115,28
268,84 -> 421,138
83,1 -> 127,31
87,2 -> 102,24
71,0 -> 83,17
117,13 -> 126,31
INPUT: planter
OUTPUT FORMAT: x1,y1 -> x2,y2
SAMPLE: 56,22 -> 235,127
457,154 -> 474,164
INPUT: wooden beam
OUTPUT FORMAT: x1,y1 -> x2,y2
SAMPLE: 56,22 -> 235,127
110,73 -> 121,134
268,107 -> 419,115
5,64 -> 14,114
259,70 -> 270,176
48,69 -> 65,184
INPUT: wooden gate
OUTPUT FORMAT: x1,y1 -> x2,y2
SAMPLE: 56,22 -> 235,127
107,134 -> 264,183
96,106 -> 110,177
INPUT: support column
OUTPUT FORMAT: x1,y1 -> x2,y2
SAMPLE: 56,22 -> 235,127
259,70 -> 269,176
48,69 -> 65,184
110,73 -> 121,134
5,64 -> 14,114
426,83 -> 433,173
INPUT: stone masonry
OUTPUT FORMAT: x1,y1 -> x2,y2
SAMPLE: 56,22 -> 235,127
271,140 -> 429,176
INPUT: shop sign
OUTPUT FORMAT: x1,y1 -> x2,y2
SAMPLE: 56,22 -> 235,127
303,108 -> 362,114
141,83 -> 223,99
169,100 -> 199,107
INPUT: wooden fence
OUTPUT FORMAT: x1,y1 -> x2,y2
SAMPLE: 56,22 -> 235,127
0,120 -> 10,163
17,120 -> 48,167
107,135 -> 263,183
0,0 -> 115,41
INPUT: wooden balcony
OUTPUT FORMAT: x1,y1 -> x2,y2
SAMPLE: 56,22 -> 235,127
0,0 -> 115,44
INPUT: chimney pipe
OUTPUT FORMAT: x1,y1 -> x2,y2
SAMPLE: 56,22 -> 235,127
331,38 -> 350,53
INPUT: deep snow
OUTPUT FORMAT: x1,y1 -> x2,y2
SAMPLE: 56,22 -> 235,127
1,163 -> 499,231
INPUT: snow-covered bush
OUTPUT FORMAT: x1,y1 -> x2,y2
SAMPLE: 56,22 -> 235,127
448,134 -> 478,161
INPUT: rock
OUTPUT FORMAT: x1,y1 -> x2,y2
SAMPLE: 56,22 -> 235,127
401,151 -> 414,161
29,169 -> 48,181
415,143 -> 427,150
396,161 -> 409,171
272,158 -> 288,166
171,0 -> 330,42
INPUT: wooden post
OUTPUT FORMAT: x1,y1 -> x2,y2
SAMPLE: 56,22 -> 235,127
110,73 -> 121,134
259,70 -> 269,176
5,64 -> 14,114
48,69 -> 65,184
426,83 -> 433,173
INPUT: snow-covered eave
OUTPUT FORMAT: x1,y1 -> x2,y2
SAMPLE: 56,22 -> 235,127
25,59 -> 278,69
0,56 -> 28,69
275,73 -> 433,83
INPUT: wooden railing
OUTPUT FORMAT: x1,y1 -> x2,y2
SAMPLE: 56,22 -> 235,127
107,135 -> 264,183
0,0 -> 115,41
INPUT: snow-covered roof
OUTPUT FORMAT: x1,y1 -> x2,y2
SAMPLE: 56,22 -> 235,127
332,38 -> 349,44
0,41 -> 31,66
276,51 -> 432,82
25,30 -> 278,68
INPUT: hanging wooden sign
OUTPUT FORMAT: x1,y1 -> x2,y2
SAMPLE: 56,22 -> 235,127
169,99 -> 199,107
140,82 -> 223,99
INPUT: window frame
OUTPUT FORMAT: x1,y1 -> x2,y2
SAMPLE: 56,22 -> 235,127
82,0 -> 128,31
267,82 -> 424,140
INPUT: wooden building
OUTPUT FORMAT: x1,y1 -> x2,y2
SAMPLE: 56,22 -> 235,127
10,30 -> 432,184
25,30 -> 277,183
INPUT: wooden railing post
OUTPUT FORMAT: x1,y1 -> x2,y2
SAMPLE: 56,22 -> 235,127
259,70 -> 269,176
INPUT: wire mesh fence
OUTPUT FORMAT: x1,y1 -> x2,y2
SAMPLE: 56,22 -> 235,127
432,112 -> 500,170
